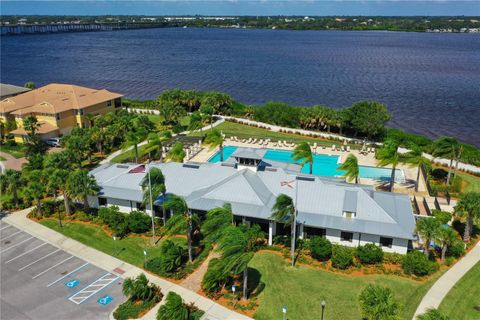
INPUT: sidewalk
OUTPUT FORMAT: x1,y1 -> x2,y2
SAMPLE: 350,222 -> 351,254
413,241 -> 480,319
3,209 -> 252,320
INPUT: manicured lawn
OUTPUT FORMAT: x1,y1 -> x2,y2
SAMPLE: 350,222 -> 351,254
457,172 -> 480,193
39,219 -> 185,267
439,262 -> 480,319
190,121 -> 359,149
111,143 -> 153,163
250,252 -> 438,320
0,144 -> 27,158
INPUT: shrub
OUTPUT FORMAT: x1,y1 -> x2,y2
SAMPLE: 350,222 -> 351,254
272,235 -> 291,247
73,210 -> 92,222
356,243 -> 384,265
41,200 -> 57,216
331,245 -> 354,269
402,250 -> 438,276
358,284 -> 401,320
446,240 -> 465,258
157,292 -> 204,320
114,299 -> 155,320
202,258 -> 230,295
383,252 -> 404,265
98,206 -> 127,235
444,257 -> 455,267
309,236 -> 332,260
126,211 -> 151,234
417,308 -> 451,320
145,240 -> 187,277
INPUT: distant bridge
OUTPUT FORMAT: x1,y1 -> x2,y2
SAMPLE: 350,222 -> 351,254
0,22 -> 169,36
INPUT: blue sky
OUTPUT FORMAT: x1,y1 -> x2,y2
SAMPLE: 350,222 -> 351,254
1,1 -> 479,16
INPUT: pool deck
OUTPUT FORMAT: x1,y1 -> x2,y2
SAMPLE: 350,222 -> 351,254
190,139 -> 426,195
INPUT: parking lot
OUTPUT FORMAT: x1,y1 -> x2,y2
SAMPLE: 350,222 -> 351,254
0,220 -> 124,320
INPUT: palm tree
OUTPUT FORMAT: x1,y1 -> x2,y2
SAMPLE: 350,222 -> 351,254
292,142 -> 314,174
26,181 -> 44,216
4,169 -> 22,207
166,142 -> 186,163
435,227 -> 458,261
141,167 -> 167,224
122,273 -> 156,301
188,111 -> 204,132
22,115 -> 40,138
376,139 -> 405,192
201,203 -> 234,243
454,192 -> 480,242
204,129 -> 224,161
123,127 -> 148,163
416,217 -> 441,257
404,146 -> 431,192
433,137 -> 460,186
157,292 -> 189,320
144,132 -> 164,161
24,81 -> 36,89
338,154 -> 359,183
165,194 -> 194,262
271,194 -> 296,266
66,169 -> 99,211
358,284 -> 401,320
218,224 -> 264,300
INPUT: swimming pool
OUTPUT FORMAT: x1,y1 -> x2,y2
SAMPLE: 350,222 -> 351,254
209,146 -> 405,183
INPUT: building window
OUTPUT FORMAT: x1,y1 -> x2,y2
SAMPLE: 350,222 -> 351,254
55,113 -> 60,120
98,197 -> 107,206
107,100 -> 112,107
380,237 -> 393,248
340,231 -> 354,242
136,202 -> 144,211
343,211 -> 356,218
304,226 -> 326,238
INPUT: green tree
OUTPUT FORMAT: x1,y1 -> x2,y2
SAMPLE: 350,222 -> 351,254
4,169 -> 22,207
435,227 -> 458,261
347,101 -> 391,139
271,194 -> 296,266
292,142 -> 314,174
201,91 -> 233,115
156,292 -> 189,320
122,273 -> 156,301
376,139 -> 405,192
201,204 -> 233,243
188,111 -> 204,132
199,104 -> 215,130
63,127 -> 92,166
416,217 -> 441,257
157,100 -> 186,125
404,145 -> 431,192
24,82 -> 36,89
144,132 -> 164,161
454,192 -> 480,242
141,167 -> 167,224
433,137 -> 460,186
338,154 -> 360,183
22,115 -> 46,156
123,127 -> 148,163
165,194 -> 194,262
217,224 -> 264,300
66,169 -> 99,211
417,308 -> 450,320
358,284 -> 401,320
167,142 -> 186,163
26,181 -> 44,216
204,129 -> 224,161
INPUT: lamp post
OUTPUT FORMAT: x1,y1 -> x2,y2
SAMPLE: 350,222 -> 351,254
147,161 -> 156,246
143,249 -> 147,266
282,305 -> 287,320
232,285 -> 236,306
113,234 -> 117,255
321,300 -> 326,320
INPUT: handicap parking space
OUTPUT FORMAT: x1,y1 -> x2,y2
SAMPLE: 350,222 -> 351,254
0,222 -> 124,320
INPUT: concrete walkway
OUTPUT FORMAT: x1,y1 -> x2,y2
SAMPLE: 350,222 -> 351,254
413,241 -> 480,319
0,151 -> 27,172
3,209 -> 252,320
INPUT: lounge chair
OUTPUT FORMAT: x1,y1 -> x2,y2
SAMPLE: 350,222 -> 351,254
347,146 -> 351,152
251,139 -> 257,144
331,145 -> 336,151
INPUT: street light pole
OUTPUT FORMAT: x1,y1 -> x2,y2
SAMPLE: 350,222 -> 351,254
321,300 -> 326,320
282,305 -> 287,320
291,179 -> 299,267
147,161 -> 155,246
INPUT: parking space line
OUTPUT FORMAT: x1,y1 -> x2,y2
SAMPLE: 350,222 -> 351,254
0,230 -> 23,241
47,262 -> 89,287
0,225 -> 12,231
68,273 -> 119,305
18,249 -> 61,271
0,236 -> 34,253
5,242 -> 48,263
32,256 -> 74,279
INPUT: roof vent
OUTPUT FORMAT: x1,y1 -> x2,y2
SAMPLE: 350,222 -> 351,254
265,167 -> 277,172
296,176 -> 315,182
221,163 -> 235,167
62,98 -> 69,101
183,163 -> 200,169
116,164 -> 129,169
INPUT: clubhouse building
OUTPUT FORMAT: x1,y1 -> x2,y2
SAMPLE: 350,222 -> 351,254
89,148 -> 416,254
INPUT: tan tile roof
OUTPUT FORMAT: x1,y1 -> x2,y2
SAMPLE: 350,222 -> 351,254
1,83 -> 123,115
10,121 -> 59,135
